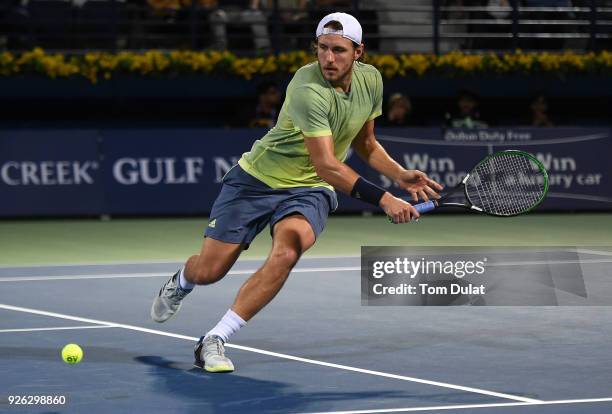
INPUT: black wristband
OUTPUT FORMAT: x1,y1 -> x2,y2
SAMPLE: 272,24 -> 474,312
350,177 -> 387,206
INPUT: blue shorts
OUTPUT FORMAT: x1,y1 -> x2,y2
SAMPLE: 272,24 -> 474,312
204,165 -> 338,247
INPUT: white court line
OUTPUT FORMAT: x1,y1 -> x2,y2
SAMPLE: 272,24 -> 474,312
489,258 -> 612,267
0,272 -> 172,282
575,248 -> 612,257
0,303 -> 539,404
297,397 -> 612,414
0,254 -> 360,270
2,257 -> 611,283
0,325 -> 116,333
0,249 -> 609,270
0,267 -> 361,282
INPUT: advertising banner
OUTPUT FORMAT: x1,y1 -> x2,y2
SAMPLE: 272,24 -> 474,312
101,129 -> 255,215
1,127 -> 610,216
0,130 -> 102,216
375,127 -> 612,211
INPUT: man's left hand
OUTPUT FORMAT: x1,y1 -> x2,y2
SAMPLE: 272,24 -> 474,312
396,170 -> 443,202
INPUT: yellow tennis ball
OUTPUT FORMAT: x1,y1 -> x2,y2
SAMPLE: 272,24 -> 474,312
61,344 -> 83,365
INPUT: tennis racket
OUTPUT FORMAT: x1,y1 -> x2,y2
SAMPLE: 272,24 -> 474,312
411,150 -> 549,217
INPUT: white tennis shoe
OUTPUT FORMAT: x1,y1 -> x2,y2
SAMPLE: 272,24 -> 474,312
150,270 -> 192,323
194,335 -> 235,373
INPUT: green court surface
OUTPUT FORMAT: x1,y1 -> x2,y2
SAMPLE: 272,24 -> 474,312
0,213 -> 611,266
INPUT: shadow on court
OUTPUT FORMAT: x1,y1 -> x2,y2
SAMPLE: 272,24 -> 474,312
134,355 -> 483,413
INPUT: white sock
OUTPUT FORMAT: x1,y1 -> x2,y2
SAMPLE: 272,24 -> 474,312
178,267 -> 194,290
206,309 -> 247,343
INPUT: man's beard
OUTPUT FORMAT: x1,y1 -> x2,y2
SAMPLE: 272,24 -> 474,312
323,66 -> 351,83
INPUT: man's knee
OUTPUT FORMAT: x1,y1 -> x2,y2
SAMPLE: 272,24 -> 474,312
269,246 -> 300,271
273,215 -> 316,250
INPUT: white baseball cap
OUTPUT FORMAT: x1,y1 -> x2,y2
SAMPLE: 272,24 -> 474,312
316,12 -> 363,45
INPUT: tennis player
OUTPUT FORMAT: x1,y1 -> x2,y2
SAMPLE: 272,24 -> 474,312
151,12 -> 442,373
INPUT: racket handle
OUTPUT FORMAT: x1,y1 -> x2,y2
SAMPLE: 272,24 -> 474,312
413,200 -> 437,214
386,200 -> 437,224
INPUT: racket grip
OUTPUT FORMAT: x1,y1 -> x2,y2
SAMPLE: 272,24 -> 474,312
413,200 -> 437,214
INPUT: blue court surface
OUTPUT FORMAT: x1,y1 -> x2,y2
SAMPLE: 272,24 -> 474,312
2,252 -> 612,413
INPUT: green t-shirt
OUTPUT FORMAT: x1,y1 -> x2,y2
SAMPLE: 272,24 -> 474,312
238,61 -> 383,190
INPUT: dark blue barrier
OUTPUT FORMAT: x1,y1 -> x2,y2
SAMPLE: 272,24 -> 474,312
2,76 -> 610,99
0,127 -> 610,217
0,130 -> 103,216
373,127 -> 612,211
102,129 -> 256,215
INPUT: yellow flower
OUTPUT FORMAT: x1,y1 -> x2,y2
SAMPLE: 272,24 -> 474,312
3,49 -> 610,82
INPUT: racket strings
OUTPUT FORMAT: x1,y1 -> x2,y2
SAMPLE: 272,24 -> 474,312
481,155 -> 542,215
466,153 -> 546,216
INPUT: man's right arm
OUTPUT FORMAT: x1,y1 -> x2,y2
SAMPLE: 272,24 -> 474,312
303,134 -> 359,194
304,135 -> 419,223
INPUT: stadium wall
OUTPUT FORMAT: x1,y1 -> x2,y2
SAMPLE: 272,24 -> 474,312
1,75 -> 610,99
0,127 -> 610,217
